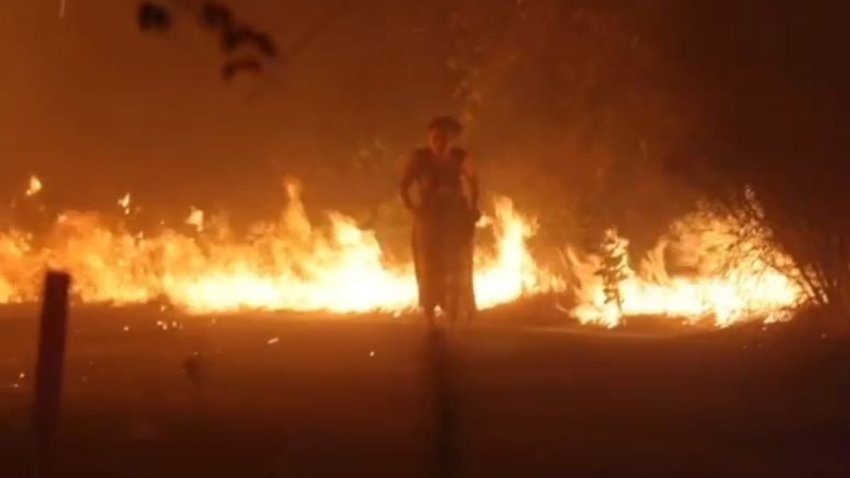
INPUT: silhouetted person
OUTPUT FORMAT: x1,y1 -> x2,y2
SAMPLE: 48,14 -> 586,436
400,116 -> 480,324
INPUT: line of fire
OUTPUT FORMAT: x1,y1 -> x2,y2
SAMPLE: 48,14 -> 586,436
2,1 -> 849,477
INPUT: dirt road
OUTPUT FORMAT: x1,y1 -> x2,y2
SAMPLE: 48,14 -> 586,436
1,307 -> 848,477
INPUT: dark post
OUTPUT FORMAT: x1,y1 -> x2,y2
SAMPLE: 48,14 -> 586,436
428,327 -> 460,478
33,271 -> 71,477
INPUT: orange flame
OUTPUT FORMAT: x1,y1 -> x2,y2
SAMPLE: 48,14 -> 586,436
25,175 -> 43,197
567,209 -> 805,327
0,178 -> 805,326
0,180 -> 558,314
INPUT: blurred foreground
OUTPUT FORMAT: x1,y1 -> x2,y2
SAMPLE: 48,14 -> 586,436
1,307 -> 849,477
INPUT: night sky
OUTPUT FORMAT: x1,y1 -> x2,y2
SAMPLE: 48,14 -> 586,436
1,1 -> 464,218
5,1 -> 846,251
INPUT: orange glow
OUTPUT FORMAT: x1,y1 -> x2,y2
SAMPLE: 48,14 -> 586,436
25,175 -> 42,197
185,207 -> 205,232
117,193 -> 133,215
567,209 -> 805,327
2,179 -> 559,313
3,178 -> 805,326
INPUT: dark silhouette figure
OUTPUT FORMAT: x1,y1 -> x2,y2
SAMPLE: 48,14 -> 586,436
400,116 -> 480,324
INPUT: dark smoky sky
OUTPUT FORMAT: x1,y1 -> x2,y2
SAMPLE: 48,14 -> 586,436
0,0 -> 464,219
5,0 -> 843,252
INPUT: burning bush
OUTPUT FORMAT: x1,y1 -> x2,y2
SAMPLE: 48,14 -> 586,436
666,1 -> 850,322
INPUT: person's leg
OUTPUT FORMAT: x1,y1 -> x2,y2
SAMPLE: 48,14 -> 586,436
413,221 -> 432,322
441,228 -> 467,324
447,215 -> 476,323
460,237 -> 477,322
417,219 -> 442,323
423,305 -> 436,326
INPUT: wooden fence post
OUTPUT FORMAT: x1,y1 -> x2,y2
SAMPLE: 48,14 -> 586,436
32,271 -> 71,477
428,326 -> 460,478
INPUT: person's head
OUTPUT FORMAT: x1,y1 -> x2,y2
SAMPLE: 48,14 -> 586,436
427,116 -> 463,155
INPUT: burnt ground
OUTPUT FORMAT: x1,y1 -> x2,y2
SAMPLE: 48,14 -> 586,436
1,305 -> 849,477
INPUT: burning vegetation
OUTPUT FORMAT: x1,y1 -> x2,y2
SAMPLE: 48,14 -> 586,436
0,175 -> 804,327
567,202 -> 804,327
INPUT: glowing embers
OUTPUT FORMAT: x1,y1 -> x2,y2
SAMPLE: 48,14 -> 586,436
25,175 -> 43,197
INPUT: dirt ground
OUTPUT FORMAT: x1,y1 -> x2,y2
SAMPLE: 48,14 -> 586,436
1,306 -> 849,477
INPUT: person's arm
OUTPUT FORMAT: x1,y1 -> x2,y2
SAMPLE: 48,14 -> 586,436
399,153 -> 419,214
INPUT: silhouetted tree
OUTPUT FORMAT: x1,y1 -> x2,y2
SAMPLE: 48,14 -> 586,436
447,0 -> 694,254
666,0 -> 850,319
